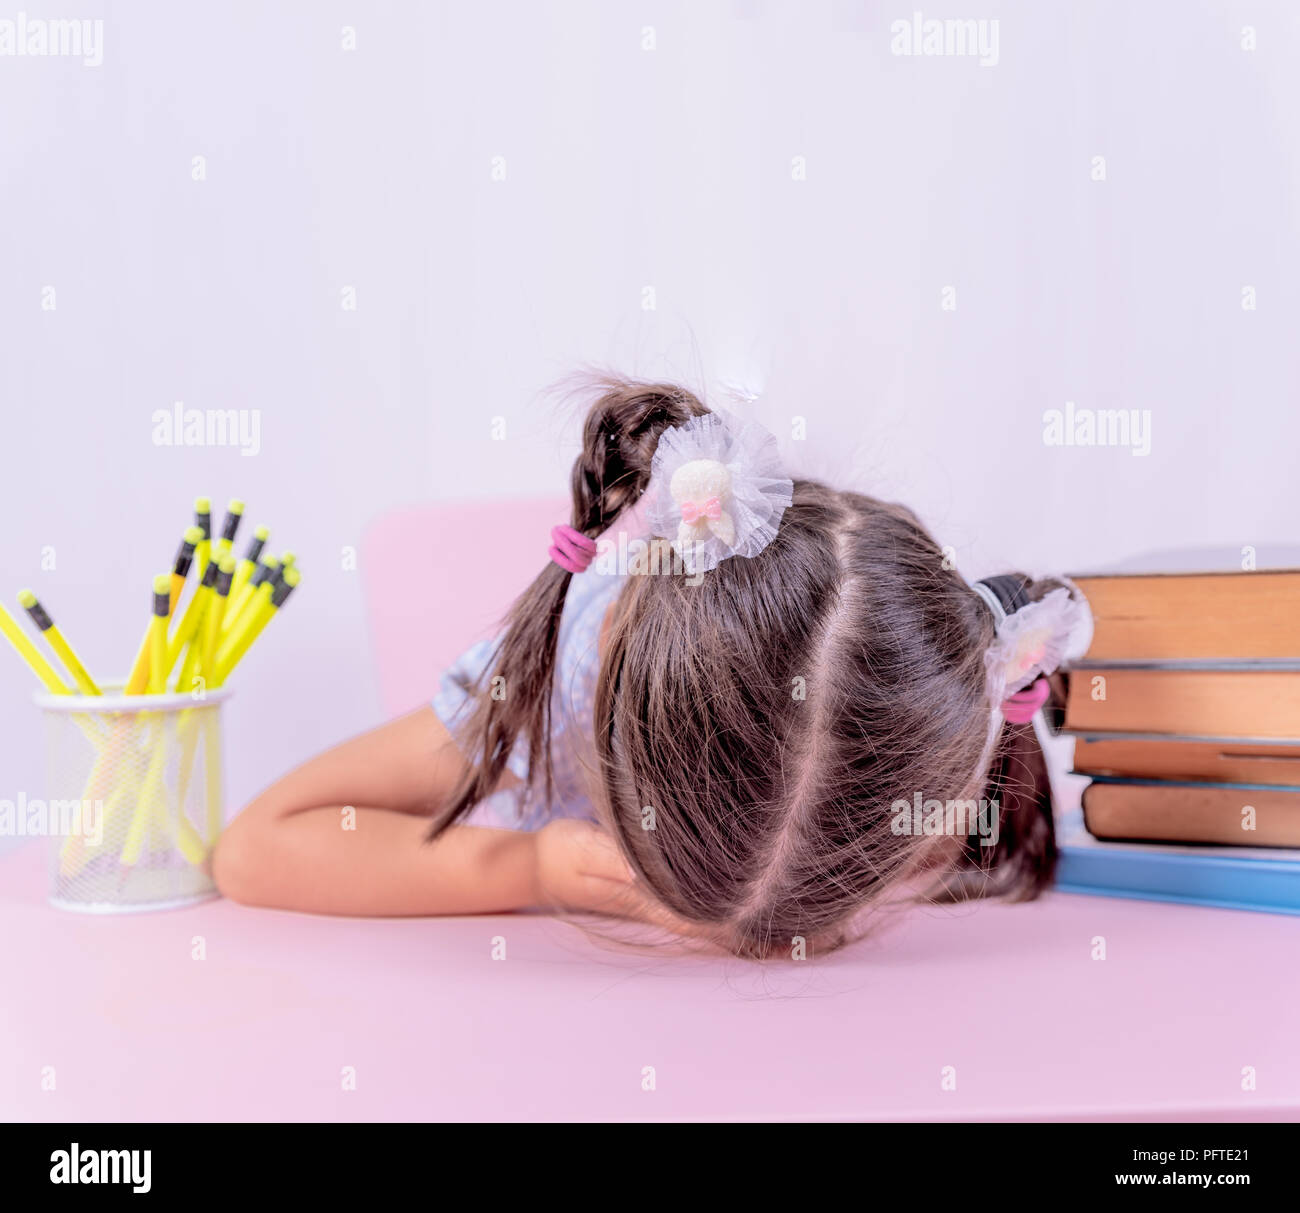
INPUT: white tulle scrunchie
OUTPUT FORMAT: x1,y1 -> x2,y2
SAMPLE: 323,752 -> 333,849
974,584 -> 1094,719
644,412 -> 794,575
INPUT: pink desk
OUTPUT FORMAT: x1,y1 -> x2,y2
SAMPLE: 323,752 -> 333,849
2,839 -> 1297,1121
5,502 -> 1298,1121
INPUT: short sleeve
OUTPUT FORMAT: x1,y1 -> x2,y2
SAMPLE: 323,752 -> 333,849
431,634 -> 531,785
430,567 -> 627,831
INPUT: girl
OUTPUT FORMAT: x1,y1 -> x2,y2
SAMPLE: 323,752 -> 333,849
214,376 -> 1092,958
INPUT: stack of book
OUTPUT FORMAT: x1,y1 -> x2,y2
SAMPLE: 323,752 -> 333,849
1054,567 -> 1300,913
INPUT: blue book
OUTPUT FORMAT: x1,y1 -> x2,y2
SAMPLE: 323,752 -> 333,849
1055,812 -> 1300,915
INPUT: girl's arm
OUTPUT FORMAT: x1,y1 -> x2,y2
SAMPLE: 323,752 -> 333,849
212,707 -> 541,916
212,706 -> 682,927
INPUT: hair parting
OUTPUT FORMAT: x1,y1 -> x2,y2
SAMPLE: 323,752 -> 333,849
432,373 -> 1085,958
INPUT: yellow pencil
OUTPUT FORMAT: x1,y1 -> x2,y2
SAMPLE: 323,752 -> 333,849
148,559 -> 208,863
124,526 -> 200,694
224,554 -> 278,638
193,497 -> 212,581
174,557 -> 219,693
175,554 -> 236,841
123,616 -> 154,696
228,524 -> 269,608
121,575 -> 178,867
152,545 -> 220,861
170,524 -> 204,613
165,557 -> 217,684
177,550 -> 233,692
174,635 -> 203,699
212,498 -> 244,566
147,575 -> 169,695
7,594 -> 108,848
3,600 -> 107,874
214,566 -> 300,685
63,572 -> 175,875
0,602 -> 71,694
201,555 -> 236,678
217,579 -> 272,669
17,590 -> 100,695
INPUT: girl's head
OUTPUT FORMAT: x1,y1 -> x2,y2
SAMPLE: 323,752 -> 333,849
433,375 -> 1088,958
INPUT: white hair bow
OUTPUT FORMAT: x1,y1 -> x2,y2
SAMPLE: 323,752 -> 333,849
982,586 -> 1094,701
644,412 -> 793,574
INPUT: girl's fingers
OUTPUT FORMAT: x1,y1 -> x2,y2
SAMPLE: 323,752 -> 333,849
538,818 -> 710,940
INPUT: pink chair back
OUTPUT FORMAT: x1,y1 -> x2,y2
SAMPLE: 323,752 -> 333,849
360,498 -> 567,716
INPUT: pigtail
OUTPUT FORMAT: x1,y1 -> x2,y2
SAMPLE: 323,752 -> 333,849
967,715 -> 1059,899
940,573 -> 1084,902
427,376 -> 709,839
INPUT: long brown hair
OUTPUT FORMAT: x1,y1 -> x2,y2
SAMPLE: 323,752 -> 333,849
430,375 -> 1077,958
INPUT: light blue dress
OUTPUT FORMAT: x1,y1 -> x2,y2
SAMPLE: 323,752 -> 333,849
431,567 -> 626,830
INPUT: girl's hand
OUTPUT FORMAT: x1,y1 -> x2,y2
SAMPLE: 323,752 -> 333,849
533,818 -> 637,912
532,818 -> 701,937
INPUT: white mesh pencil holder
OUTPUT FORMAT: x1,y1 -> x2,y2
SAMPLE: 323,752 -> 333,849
36,683 -> 232,912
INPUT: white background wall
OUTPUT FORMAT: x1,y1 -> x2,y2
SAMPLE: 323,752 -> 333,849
2,0 -> 1297,851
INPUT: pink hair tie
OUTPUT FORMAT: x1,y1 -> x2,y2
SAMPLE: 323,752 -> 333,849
1001,676 -> 1050,725
548,524 -> 597,574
